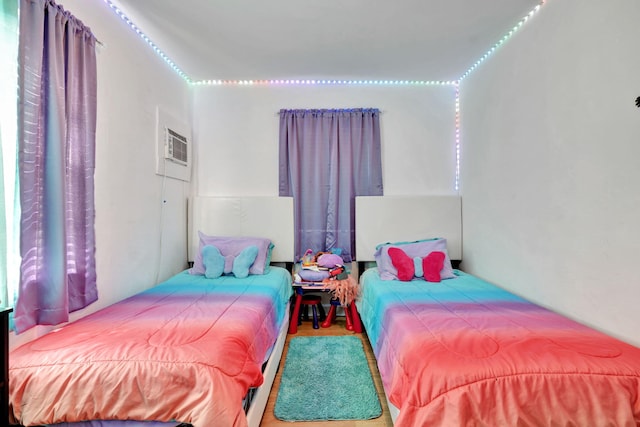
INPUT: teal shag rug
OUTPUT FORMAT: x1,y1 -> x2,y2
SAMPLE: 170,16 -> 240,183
274,335 -> 382,421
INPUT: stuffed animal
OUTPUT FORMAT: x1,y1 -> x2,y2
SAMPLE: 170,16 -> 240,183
301,249 -> 315,266
317,253 -> 343,268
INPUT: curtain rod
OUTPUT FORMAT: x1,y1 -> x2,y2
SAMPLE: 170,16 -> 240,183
276,108 -> 383,115
47,0 -> 103,46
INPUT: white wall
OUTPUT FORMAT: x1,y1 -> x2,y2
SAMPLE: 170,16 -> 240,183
460,0 -> 640,346
11,0 -> 192,348
192,84 -> 458,197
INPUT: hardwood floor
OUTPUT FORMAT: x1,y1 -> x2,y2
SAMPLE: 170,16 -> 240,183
10,319 -> 386,427
259,317 -> 394,427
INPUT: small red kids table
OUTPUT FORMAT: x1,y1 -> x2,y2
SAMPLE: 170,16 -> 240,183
288,281 -> 362,334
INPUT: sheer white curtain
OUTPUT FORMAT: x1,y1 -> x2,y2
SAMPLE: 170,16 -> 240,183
0,0 -> 20,310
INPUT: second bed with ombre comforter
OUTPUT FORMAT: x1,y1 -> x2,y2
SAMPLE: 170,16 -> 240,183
9,267 -> 292,427
358,268 -> 640,426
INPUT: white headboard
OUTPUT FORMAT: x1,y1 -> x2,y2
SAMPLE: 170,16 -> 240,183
189,196 -> 294,263
355,195 -> 462,261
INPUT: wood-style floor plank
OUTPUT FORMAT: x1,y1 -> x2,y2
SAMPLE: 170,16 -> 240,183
260,318 -> 394,427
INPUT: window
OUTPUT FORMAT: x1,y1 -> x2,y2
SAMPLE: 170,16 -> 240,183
279,108 -> 383,262
12,0 -> 99,333
0,0 -> 19,309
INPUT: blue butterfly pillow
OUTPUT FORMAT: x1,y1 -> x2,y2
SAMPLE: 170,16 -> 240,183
190,233 -> 274,277
202,244 -> 260,279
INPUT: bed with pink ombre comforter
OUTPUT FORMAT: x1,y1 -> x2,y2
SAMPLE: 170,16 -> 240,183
9,267 -> 292,427
358,268 -> 640,426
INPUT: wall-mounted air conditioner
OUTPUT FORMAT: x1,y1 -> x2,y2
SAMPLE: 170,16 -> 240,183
164,127 -> 189,166
156,106 -> 191,182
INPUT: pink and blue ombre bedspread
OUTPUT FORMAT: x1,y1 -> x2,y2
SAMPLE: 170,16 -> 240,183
358,268 -> 640,427
10,267 -> 292,427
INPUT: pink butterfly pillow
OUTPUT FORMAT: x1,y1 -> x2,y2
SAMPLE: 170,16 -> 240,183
374,238 -> 455,282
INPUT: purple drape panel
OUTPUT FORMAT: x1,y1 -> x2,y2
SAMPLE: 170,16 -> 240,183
15,0 -> 98,333
279,109 -> 383,262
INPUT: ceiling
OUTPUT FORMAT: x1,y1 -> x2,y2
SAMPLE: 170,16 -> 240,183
111,0 -> 542,83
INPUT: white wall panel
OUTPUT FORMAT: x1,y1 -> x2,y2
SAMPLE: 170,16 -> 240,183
460,0 -> 640,346
191,84 -> 458,197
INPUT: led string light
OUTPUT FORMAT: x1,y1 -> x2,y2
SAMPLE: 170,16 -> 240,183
102,0 -> 546,86
102,0 -> 191,83
191,79 -> 458,86
99,1 -> 459,88
452,2 -> 546,191
103,0 -> 548,194
454,84 -> 461,191
459,3 -> 544,81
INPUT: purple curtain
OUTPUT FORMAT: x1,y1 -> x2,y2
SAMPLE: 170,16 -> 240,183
14,0 -> 98,333
279,108 -> 383,262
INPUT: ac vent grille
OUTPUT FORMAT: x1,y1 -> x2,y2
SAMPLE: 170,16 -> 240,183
165,128 -> 188,166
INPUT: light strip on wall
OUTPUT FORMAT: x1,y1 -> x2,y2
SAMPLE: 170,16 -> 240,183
102,0 -> 191,83
191,79 -> 458,86
459,3 -> 544,81
99,2 -> 459,88
102,0 -> 547,85
453,2 -> 547,191
454,84 -> 461,191
102,0 -> 547,194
